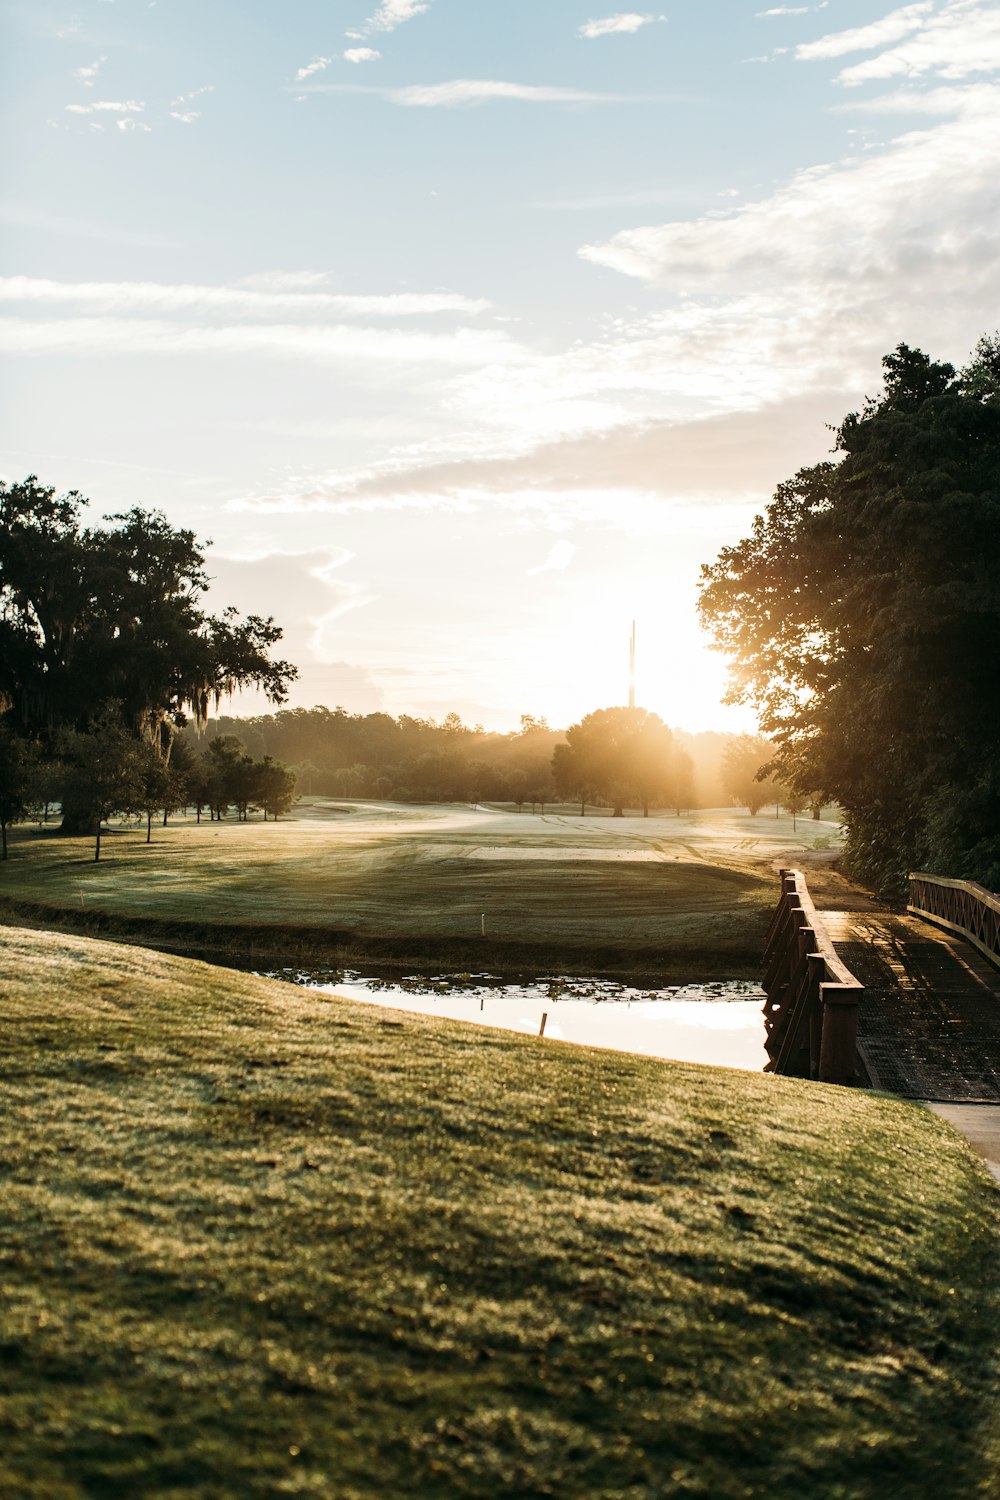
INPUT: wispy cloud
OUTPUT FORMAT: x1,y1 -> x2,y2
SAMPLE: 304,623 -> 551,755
579,13 -> 658,39
295,56 -> 333,81
73,56 -> 106,87
362,0 -> 430,34
0,317 -> 528,368
300,79 -> 645,107
0,275 -> 490,319
757,4 -> 828,16
170,84 -> 215,107
344,47 -> 381,62
796,1 -> 934,61
64,99 -> 144,114
117,119 -> 152,133
239,270 -> 336,292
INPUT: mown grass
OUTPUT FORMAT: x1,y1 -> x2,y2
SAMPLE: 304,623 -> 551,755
3,925 -> 1000,1498
0,802 -> 836,977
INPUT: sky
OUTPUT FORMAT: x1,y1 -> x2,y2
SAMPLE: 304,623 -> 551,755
3,0 -> 999,732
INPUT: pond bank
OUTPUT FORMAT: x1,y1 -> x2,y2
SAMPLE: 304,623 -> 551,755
0,895 -> 766,985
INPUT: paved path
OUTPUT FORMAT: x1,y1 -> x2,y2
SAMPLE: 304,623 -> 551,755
925,1103 -> 1000,1183
801,866 -> 1000,1174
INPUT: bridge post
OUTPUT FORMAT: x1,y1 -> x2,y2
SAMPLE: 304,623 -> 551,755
807,953 -> 825,1079
818,983 -> 861,1086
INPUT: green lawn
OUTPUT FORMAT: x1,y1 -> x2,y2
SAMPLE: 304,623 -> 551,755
2,925 -> 999,1498
0,801 -> 841,977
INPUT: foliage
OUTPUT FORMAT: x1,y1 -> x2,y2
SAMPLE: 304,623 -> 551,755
553,706 -> 678,816
61,713 -> 145,861
0,476 -> 296,753
0,725 -> 39,858
699,339 -> 1000,893
720,734 -> 775,816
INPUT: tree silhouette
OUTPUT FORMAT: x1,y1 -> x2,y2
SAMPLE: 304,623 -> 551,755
699,337 -> 1000,891
0,477 -> 296,828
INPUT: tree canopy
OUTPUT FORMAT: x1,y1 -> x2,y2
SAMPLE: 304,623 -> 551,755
552,707 -> 677,816
0,476 -> 296,751
698,337 -> 1000,892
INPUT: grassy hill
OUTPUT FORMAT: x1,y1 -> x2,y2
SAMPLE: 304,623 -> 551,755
2,924 -> 999,1498
0,801 -> 840,977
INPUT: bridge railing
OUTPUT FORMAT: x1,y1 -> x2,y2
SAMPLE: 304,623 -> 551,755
762,867 -> 864,1086
908,873 -> 1000,970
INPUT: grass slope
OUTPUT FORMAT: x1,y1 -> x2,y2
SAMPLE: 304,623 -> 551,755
0,802 -> 839,977
2,926 -> 1000,1498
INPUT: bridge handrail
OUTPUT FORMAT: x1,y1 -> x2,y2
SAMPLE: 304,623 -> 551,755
908,872 -> 1000,969
761,867 -> 864,1086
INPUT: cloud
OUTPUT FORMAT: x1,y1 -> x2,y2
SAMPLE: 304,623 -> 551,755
239,270 -> 334,291
169,111 -> 200,123
204,550 -> 385,712
387,80 -> 640,107
559,81 -> 1000,459
526,541 -> 576,574
757,3 -> 828,15
0,275 -> 491,319
362,0 -> 429,33
73,56 -> 106,86
835,1 -> 1000,86
295,56 -> 333,81
64,99 -> 144,114
117,118 -> 152,132
0,315 -> 527,368
579,13 -> 657,39
796,2 -> 934,61
226,392 -> 841,516
344,47 -> 381,62
170,85 -> 215,105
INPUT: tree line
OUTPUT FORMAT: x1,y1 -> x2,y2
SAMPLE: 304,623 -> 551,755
193,705 -> 807,821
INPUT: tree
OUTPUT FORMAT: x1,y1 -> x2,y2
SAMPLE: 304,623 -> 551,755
667,746 -> 695,817
699,338 -> 1000,892
625,713 -> 676,817
202,735 -> 246,820
62,714 -> 144,861
0,478 -> 296,829
720,735 -> 773,815
254,757 -> 297,820
552,707 -> 674,817
0,724 -> 39,858
135,741 -> 171,844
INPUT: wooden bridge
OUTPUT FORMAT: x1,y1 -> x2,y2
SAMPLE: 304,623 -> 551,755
763,868 -> 1000,1100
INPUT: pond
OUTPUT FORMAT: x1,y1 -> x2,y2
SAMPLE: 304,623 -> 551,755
264,969 -> 769,1073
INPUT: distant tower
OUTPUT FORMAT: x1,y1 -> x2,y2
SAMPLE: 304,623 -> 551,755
628,620 -> 636,710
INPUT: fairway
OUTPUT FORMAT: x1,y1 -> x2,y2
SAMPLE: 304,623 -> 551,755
0,801 -> 842,977
3,925 -> 999,1499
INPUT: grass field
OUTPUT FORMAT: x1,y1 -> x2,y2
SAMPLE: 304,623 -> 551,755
2,924 -> 999,1499
0,800 -> 842,978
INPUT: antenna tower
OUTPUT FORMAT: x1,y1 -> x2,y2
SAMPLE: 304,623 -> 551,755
628,620 -> 636,710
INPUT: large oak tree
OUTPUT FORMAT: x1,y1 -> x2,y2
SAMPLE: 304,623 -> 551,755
698,339 -> 1000,893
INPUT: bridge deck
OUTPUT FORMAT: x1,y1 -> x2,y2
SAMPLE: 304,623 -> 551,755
806,869 -> 1000,1101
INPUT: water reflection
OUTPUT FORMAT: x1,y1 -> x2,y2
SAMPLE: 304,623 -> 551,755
265,968 -> 768,1073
